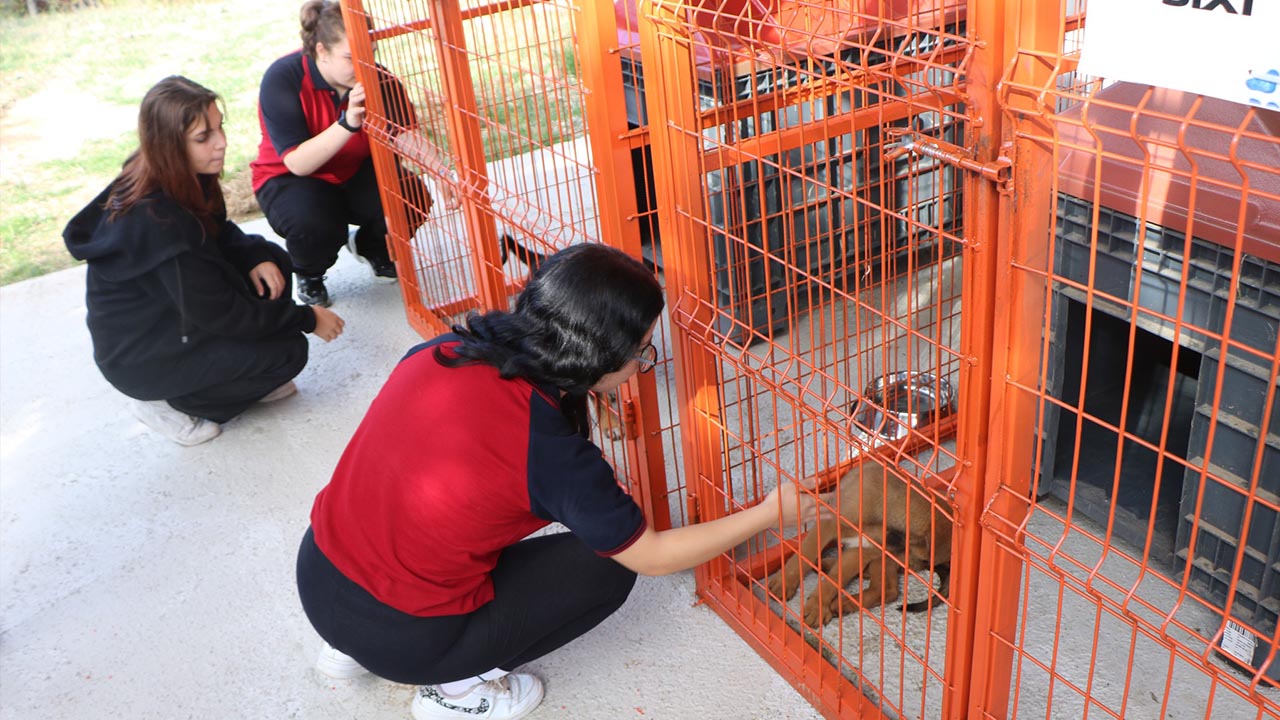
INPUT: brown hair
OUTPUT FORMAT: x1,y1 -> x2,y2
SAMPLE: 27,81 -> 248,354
300,0 -> 346,59
107,75 -> 225,227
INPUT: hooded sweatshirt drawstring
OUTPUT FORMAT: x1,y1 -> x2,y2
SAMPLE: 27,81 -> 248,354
175,260 -> 188,344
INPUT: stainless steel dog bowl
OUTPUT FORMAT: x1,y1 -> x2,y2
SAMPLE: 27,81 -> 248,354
848,371 -> 956,449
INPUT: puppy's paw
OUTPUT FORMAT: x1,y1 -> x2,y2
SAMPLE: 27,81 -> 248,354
801,593 -> 830,627
766,568 -> 800,601
801,586 -> 842,627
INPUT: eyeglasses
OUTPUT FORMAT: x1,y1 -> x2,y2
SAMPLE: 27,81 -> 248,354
631,342 -> 658,373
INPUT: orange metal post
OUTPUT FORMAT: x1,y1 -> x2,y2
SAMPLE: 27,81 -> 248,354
577,0 -> 673,530
944,0 -> 1007,715
959,0 -> 1060,717
424,0 -> 507,312
636,0 -> 727,547
575,1 -> 634,253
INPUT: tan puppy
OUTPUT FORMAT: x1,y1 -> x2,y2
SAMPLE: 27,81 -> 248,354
766,458 -> 952,627
593,392 -> 625,440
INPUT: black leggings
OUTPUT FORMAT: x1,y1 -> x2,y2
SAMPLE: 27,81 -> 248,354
296,526 -> 637,685
163,332 -> 307,423
256,159 -> 432,277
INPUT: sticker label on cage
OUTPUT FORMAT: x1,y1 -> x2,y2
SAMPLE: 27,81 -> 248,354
1220,620 -> 1256,665
1079,0 -> 1279,109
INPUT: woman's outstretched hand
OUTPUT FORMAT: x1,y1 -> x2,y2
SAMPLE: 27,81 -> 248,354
765,482 -> 832,531
438,178 -> 460,210
311,305 -> 345,342
249,261 -> 285,300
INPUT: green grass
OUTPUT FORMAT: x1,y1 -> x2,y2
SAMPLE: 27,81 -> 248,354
0,0 -> 586,286
485,40 -> 585,159
0,0 -> 300,285
462,8 -> 584,162
0,132 -> 138,283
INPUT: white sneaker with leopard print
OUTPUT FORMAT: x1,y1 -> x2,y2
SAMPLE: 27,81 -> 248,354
411,673 -> 544,720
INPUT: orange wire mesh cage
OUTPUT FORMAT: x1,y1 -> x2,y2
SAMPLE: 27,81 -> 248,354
339,0 -> 689,530
342,0 -> 591,330
984,4 -> 1280,718
631,2 -> 973,718
346,0 -> 1279,718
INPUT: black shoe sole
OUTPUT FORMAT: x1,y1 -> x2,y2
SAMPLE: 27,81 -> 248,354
297,275 -> 331,307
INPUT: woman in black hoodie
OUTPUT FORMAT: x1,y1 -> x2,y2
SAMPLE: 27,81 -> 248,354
64,76 -> 345,446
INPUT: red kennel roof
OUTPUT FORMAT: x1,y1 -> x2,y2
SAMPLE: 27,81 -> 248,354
614,1 -> 964,66
1056,82 -> 1280,265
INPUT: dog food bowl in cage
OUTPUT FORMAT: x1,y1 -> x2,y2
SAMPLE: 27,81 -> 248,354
847,372 -> 956,455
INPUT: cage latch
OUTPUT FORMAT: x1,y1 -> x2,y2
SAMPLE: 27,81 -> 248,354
884,129 -> 1013,190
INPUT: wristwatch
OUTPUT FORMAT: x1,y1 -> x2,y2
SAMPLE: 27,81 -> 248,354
336,110 -> 360,133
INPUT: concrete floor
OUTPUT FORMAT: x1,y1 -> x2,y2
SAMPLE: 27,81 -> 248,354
7,218 -> 1275,720
0,220 -> 823,720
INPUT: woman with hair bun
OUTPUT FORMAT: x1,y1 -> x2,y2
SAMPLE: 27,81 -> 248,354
252,0 -> 450,308
296,243 -> 821,720
64,75 -> 344,446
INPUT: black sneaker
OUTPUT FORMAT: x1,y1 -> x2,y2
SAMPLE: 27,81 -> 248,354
296,274 -> 331,307
346,232 -> 398,283
369,257 -> 398,282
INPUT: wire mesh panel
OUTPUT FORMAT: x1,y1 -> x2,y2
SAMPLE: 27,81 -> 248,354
344,0 -> 1279,718
634,2 -> 973,717
341,0 -> 685,528
344,0 -> 592,327
976,2 -> 1280,719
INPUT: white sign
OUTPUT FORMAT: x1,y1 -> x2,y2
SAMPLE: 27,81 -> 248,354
1079,0 -> 1280,109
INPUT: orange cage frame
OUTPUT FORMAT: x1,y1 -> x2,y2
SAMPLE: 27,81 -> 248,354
341,1 -> 1279,718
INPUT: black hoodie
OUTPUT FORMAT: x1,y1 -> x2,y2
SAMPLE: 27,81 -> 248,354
64,184 -> 317,396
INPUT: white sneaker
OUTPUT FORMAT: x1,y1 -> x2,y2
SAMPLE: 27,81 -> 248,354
130,399 -> 221,446
314,641 -> 368,679
258,381 -> 298,403
412,674 -> 544,720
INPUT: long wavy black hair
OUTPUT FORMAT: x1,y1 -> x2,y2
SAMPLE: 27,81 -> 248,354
438,243 -> 664,436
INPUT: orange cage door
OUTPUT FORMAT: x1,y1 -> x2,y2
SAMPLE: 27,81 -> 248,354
636,1 -> 977,718
634,0 -> 1280,719
340,0 -> 686,530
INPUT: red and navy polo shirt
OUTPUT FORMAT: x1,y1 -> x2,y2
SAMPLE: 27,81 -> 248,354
250,50 -> 417,192
310,335 -> 647,617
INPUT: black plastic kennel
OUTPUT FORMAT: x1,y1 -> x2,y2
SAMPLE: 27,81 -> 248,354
1041,83 -> 1280,682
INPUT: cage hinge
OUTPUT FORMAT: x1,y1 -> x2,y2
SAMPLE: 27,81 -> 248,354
687,494 -> 701,524
622,398 -> 640,441
884,129 -> 1013,190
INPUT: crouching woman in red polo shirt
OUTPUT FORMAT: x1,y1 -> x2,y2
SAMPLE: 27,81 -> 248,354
296,244 -> 820,720
252,0 -> 447,308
